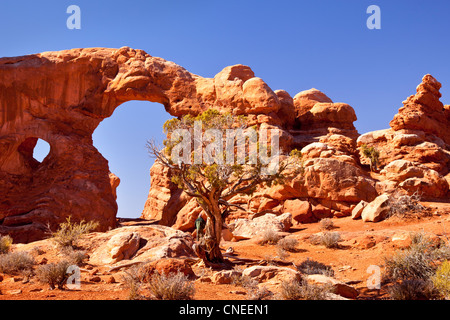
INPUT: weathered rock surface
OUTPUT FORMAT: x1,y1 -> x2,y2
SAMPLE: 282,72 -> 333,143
143,258 -> 196,278
104,231 -> 141,264
0,47 -> 299,242
390,74 -> 450,145
305,274 -> 358,299
357,74 -> 450,200
242,265 -> 301,283
283,199 -> 313,224
227,212 -> 292,240
361,194 -> 391,222
351,200 -> 368,220
87,224 -> 195,266
1,47 -> 448,244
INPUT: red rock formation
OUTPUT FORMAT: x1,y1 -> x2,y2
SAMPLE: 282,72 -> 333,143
358,74 -> 450,199
1,47 -> 346,241
2,47 -> 446,242
0,47 -> 227,242
390,74 -> 450,145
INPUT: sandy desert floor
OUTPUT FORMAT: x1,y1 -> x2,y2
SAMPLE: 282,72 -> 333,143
0,200 -> 449,301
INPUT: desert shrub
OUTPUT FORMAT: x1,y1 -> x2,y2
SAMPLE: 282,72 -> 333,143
388,279 -> 438,300
309,232 -> 341,249
384,246 -> 435,282
297,258 -> 334,277
148,271 -> 195,300
51,216 -> 99,248
388,191 -> 426,219
280,279 -> 330,300
36,260 -> 72,290
63,248 -> 88,266
231,272 -> 272,300
384,232 -> 442,282
360,144 -> 380,172
432,260 -> 450,299
0,235 -> 13,254
276,247 -> 290,261
248,285 -> 273,300
231,273 -> 257,289
319,218 -> 334,231
122,265 -> 145,300
384,232 -> 450,300
258,229 -> 281,245
0,251 -> 35,274
277,237 -> 299,252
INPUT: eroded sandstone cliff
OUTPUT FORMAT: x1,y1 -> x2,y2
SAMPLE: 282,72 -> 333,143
0,47 -> 448,242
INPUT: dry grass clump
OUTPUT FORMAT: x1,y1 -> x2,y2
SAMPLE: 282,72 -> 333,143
122,265 -> 146,300
277,237 -> 299,252
123,264 -> 196,300
147,271 -> 195,300
387,191 -> 427,219
432,260 -> 450,299
309,232 -> 341,249
0,251 -> 35,274
61,247 -> 88,266
0,235 -> 13,254
280,278 -> 331,300
231,272 -> 272,300
36,260 -> 72,290
384,231 -> 450,300
319,218 -> 334,231
51,216 -> 99,249
258,229 -> 281,245
297,258 -> 334,277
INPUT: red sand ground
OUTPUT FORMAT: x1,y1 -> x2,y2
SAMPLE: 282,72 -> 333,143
1,201 -> 449,300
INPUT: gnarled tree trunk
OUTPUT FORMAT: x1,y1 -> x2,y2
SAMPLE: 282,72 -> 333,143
203,212 -> 224,263
193,201 -> 224,264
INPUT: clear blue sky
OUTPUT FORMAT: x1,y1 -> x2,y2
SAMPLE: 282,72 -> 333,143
1,0 -> 449,218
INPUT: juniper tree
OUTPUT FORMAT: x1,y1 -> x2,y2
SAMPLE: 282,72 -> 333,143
361,144 -> 380,172
147,109 -> 302,264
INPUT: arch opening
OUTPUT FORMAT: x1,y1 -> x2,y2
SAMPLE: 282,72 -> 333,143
17,137 -> 51,170
93,100 -> 172,219
33,139 -> 51,163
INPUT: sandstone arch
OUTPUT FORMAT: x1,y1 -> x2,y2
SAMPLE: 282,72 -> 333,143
0,47 -> 292,242
3,47 -> 446,243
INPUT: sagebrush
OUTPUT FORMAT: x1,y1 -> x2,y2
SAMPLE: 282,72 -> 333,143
51,216 -> 99,248
147,271 -> 195,300
0,251 -> 35,274
36,260 -> 72,290
0,235 -> 13,254
384,232 -> 450,300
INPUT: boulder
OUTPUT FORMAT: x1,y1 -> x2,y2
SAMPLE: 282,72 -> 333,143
109,172 -> 121,200
293,88 -> 333,118
312,204 -> 333,220
306,103 -> 357,128
361,194 -> 391,222
274,90 -> 296,127
381,160 -> 449,199
210,270 -> 242,284
242,265 -> 301,283
106,231 -> 141,264
88,225 -> 195,266
305,274 -> 358,299
228,213 -> 292,240
297,158 -> 378,203
283,199 -> 314,224
351,200 -> 368,220
390,74 -> 450,145
144,258 -> 195,278
173,198 -> 204,231
242,77 -> 281,114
